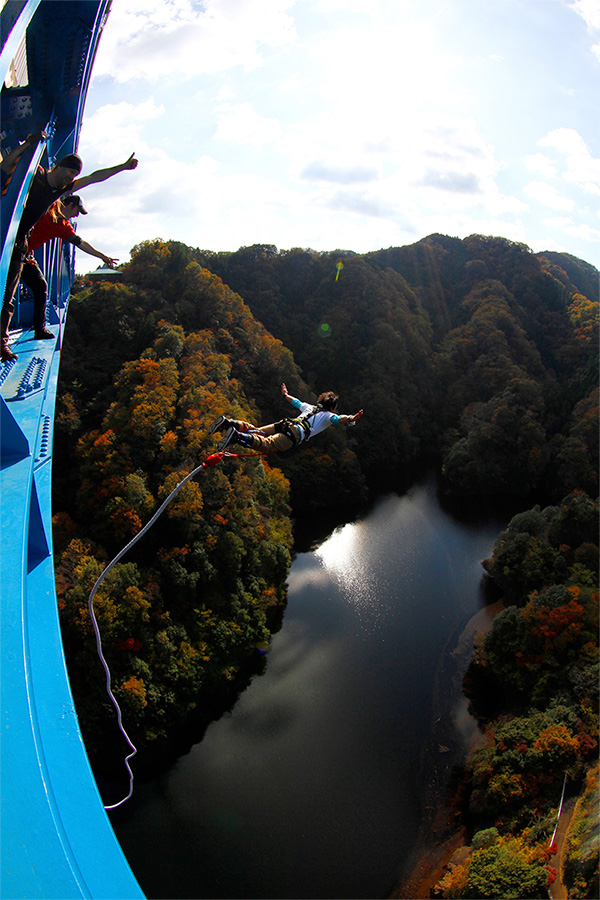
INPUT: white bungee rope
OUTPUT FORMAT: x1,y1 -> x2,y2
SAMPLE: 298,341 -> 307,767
548,772 -> 568,849
87,456 -> 222,809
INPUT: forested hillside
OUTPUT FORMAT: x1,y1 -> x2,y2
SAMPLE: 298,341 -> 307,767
54,257 -> 302,766
206,234 -> 598,506
53,234 -> 597,882
434,491 -> 599,898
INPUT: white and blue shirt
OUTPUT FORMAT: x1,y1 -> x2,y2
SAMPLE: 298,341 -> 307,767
289,396 -> 340,442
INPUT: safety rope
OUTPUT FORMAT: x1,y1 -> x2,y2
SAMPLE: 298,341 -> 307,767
226,448 -> 279,458
87,451 -> 224,809
548,772 -> 568,849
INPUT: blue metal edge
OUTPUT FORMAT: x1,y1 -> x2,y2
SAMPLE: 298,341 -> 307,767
1,323 -> 146,900
1,0 -> 146,896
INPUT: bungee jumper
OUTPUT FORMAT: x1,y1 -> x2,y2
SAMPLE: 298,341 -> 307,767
210,382 -> 363,454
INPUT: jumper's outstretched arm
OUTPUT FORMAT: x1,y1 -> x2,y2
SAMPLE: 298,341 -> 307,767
340,410 -> 363,425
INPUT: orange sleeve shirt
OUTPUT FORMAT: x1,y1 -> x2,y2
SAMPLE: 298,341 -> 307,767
27,213 -> 82,252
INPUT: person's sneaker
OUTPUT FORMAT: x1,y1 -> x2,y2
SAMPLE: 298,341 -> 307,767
217,426 -> 238,452
34,328 -> 54,339
1,345 -> 18,362
209,414 -> 231,434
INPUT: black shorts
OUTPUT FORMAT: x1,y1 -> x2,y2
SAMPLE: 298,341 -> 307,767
274,418 -> 300,445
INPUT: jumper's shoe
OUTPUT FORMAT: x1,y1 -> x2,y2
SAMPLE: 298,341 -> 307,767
209,414 -> 232,435
217,426 -> 238,452
34,328 -> 54,339
1,343 -> 17,362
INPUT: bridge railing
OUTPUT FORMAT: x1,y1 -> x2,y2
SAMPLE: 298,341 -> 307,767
0,3 -> 145,898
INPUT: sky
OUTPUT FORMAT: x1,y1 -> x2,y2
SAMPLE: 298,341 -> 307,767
73,0 -> 600,274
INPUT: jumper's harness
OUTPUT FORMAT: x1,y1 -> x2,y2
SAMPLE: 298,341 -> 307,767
276,403 -> 322,446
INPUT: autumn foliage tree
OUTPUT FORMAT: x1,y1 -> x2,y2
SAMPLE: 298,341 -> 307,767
55,251 -> 301,762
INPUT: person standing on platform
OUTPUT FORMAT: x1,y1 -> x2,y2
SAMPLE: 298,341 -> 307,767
24,195 -> 118,339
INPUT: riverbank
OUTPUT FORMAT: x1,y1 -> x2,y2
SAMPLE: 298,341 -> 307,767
393,598 -> 505,899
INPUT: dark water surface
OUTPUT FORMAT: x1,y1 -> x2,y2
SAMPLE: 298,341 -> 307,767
112,481 -> 502,899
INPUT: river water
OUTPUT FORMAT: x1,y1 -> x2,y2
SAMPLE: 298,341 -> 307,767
111,480 -> 503,899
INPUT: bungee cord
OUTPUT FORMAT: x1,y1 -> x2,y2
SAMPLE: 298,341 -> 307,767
548,772 -> 568,849
87,447 -> 278,808
88,451 -> 226,808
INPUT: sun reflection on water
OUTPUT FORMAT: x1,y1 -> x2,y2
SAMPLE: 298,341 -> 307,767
315,522 -> 385,628
315,521 -> 359,570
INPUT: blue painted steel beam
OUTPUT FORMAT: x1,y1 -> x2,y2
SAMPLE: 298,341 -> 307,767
1,2 -> 145,897
1,330 -> 146,900
0,0 -> 42,81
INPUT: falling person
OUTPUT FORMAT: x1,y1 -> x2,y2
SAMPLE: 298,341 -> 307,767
210,382 -> 363,454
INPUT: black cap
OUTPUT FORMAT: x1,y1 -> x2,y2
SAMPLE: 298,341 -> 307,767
62,194 -> 88,214
55,152 -> 83,173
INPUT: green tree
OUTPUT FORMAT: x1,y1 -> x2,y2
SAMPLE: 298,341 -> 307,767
466,835 -> 550,899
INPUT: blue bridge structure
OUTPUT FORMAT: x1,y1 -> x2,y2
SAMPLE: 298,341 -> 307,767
1,2 -> 145,897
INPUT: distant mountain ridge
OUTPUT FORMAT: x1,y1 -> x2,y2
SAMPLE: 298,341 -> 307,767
201,233 -> 598,507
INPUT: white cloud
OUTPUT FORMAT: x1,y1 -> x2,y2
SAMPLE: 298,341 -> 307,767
300,161 -> 378,185
568,0 -> 600,33
543,216 -> 600,244
308,0 -> 416,15
281,106 -> 514,225
214,103 -> 282,147
92,0 -> 296,82
566,0 -> 600,60
327,189 -> 402,220
75,100 -> 225,265
417,169 -> 482,194
78,98 -> 165,159
525,152 -> 558,179
524,181 -> 575,211
538,128 -> 600,195
540,127 -> 588,155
